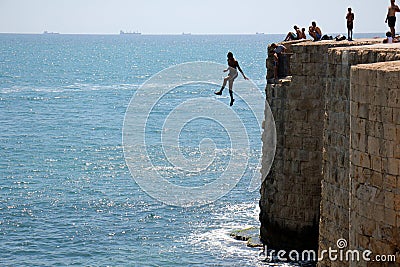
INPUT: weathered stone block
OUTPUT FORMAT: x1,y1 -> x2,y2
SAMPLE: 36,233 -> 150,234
394,143 -> 400,159
385,208 -> 396,226
368,105 -> 380,122
387,158 -> 400,176
371,171 -> 383,189
361,51 -> 377,63
393,108 -> 400,124
377,52 -> 387,62
360,152 -> 371,169
352,117 -> 366,134
358,103 -> 369,119
375,204 -> 385,223
287,88 -> 302,99
373,87 -> 388,108
384,174 -> 397,191
303,137 -> 318,150
356,232 -> 371,250
383,123 -> 396,141
370,239 -> 396,256
334,64 -> 343,78
356,184 -> 376,203
358,69 -> 370,86
367,136 -> 381,156
361,218 -> 376,237
395,194 -> 400,213
385,192 -> 395,210
388,89 -> 400,108
350,101 -> 358,117
397,125 -> 400,140
382,107 -> 394,126
370,155 -> 382,172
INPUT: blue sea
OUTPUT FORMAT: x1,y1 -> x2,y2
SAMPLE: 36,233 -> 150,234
0,32 -> 377,266
0,33 -> 283,267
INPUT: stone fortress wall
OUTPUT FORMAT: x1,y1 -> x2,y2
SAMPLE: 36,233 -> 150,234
260,39 -> 400,266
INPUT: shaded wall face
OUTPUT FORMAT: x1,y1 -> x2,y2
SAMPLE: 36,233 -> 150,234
349,61 -> 400,267
318,46 -> 400,267
259,39 -> 394,258
261,82 -> 321,251
261,42 -> 339,251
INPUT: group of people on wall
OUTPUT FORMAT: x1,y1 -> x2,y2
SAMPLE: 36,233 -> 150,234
284,21 -> 327,42
271,0 -> 400,84
283,0 -> 400,43
218,0 -> 400,99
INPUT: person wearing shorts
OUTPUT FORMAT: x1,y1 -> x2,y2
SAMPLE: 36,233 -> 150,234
308,21 -> 322,41
284,25 -> 302,41
386,0 -> 400,37
346,7 -> 354,41
214,52 -> 248,106
270,43 -> 286,83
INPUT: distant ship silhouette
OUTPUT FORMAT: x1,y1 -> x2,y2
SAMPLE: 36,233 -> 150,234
43,31 -> 59,35
120,30 -> 141,35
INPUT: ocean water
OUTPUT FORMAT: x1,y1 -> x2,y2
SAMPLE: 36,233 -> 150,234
1,32 -> 380,266
0,33 -> 285,267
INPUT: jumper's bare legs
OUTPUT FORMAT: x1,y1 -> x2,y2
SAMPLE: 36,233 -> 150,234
228,78 -> 234,106
215,76 -> 235,106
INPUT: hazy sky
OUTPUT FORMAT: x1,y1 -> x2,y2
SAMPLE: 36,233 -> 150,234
0,0 -> 394,34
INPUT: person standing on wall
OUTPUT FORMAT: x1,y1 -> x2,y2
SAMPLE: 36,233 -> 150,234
386,0 -> 400,37
346,7 -> 355,41
270,43 -> 286,83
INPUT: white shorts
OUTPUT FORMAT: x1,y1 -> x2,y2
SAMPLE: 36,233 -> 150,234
228,67 -> 238,81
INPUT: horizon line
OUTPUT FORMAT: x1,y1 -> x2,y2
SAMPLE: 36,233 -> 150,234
0,32 -> 383,36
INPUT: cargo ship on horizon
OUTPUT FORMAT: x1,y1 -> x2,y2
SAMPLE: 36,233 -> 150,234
119,30 -> 141,35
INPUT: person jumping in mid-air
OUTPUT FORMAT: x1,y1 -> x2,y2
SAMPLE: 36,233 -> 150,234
215,52 -> 248,106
